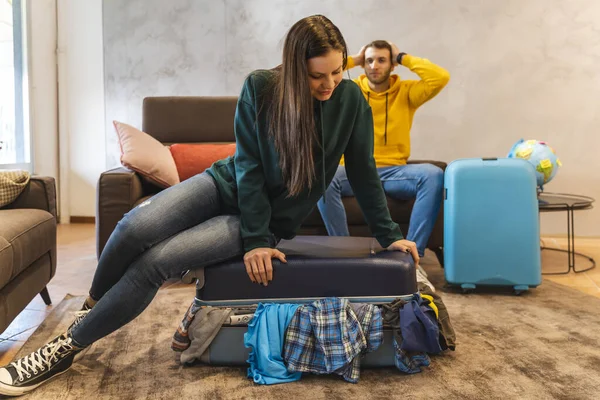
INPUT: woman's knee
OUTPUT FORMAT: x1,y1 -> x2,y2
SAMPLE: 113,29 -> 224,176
111,205 -> 159,252
113,212 -> 140,241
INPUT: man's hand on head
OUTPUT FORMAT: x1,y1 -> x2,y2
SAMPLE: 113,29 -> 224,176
352,45 -> 367,67
388,42 -> 402,65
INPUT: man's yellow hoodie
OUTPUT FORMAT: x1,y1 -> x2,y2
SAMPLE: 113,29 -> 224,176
344,55 -> 450,167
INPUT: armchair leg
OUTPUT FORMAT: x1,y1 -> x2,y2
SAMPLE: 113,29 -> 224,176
433,247 -> 444,268
40,286 -> 52,305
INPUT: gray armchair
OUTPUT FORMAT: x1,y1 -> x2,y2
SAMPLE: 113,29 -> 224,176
0,176 -> 57,333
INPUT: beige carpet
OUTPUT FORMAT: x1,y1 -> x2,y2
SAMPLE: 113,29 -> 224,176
10,270 -> 600,400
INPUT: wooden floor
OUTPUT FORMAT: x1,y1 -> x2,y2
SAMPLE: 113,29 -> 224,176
1,223 -> 599,365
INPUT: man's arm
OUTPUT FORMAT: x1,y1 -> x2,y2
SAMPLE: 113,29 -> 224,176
390,42 -> 450,108
345,45 -> 366,71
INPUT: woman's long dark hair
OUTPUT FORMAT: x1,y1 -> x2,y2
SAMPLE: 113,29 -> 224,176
268,15 -> 347,197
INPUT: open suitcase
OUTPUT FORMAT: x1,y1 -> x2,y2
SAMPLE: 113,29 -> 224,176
443,158 -> 542,293
183,236 -> 417,366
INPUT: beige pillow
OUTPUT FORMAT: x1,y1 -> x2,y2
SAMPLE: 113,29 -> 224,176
113,121 -> 180,188
0,170 -> 30,207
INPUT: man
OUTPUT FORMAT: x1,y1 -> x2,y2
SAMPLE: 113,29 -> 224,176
317,41 -> 449,280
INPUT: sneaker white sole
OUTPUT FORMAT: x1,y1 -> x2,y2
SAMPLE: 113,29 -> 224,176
0,367 -> 70,397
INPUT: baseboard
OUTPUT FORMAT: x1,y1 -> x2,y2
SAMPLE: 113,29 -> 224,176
542,234 -> 600,239
70,216 -> 95,224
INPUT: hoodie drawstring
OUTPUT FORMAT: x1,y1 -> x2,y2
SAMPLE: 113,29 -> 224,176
367,92 -> 389,145
384,93 -> 388,145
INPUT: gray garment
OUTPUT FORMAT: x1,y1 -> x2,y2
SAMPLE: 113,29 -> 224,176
180,306 -> 234,364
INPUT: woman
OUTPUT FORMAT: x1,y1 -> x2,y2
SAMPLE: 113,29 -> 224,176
0,15 -> 418,396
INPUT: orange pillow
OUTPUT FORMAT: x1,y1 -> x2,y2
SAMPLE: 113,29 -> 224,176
113,121 -> 180,188
170,143 -> 236,181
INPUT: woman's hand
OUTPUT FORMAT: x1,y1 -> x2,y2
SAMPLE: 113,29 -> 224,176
352,45 -> 367,67
387,239 -> 420,265
243,248 -> 287,286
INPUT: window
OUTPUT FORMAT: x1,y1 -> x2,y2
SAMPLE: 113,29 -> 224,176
0,0 -> 31,170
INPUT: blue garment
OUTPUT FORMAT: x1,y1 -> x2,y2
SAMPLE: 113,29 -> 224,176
283,298 -> 382,383
400,294 -> 443,354
393,339 -> 431,374
244,303 -> 301,385
317,164 -> 444,257
381,297 -> 432,374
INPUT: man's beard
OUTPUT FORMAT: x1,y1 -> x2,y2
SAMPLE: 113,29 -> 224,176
367,68 -> 392,85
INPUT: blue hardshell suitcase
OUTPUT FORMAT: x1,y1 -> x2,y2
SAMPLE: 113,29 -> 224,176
443,158 -> 542,293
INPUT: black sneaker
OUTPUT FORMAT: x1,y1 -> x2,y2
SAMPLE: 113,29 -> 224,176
0,333 -> 82,396
67,301 -> 93,334
67,301 -> 95,363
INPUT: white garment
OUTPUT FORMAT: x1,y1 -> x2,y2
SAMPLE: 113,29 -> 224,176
416,265 -> 435,292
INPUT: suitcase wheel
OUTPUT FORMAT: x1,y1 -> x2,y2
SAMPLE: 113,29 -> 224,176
513,285 -> 529,295
460,283 -> 476,294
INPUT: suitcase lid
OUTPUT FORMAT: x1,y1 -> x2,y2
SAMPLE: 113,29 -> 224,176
277,236 -> 384,258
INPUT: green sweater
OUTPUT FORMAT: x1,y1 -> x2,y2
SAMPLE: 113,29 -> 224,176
207,70 -> 404,252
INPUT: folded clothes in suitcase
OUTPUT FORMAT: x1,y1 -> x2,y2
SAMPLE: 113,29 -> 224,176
182,236 -> 418,367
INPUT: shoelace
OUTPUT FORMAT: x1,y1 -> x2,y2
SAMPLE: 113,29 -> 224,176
72,309 -> 91,326
10,336 -> 75,382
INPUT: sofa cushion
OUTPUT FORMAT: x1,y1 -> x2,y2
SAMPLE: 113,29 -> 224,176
142,96 -> 237,143
170,143 -> 236,181
0,209 -> 56,279
0,236 -> 12,291
113,121 -> 180,189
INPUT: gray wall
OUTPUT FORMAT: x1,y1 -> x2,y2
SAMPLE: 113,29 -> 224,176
103,0 -> 600,235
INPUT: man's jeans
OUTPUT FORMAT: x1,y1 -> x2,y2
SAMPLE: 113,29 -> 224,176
70,172 -> 248,347
317,164 -> 443,257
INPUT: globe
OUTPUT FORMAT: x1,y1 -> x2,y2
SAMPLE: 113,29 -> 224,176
507,139 -> 562,188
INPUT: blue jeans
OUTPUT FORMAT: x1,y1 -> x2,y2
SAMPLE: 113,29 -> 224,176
317,164 -> 443,257
70,172 -> 248,347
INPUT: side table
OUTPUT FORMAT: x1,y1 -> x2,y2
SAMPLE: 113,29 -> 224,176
538,193 -> 595,274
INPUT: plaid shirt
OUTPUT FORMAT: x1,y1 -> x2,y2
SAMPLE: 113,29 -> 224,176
283,298 -> 382,383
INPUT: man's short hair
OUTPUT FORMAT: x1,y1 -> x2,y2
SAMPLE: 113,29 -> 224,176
365,40 -> 393,62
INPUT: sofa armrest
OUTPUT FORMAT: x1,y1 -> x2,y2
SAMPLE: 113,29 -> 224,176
4,176 -> 57,218
96,167 -> 145,259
